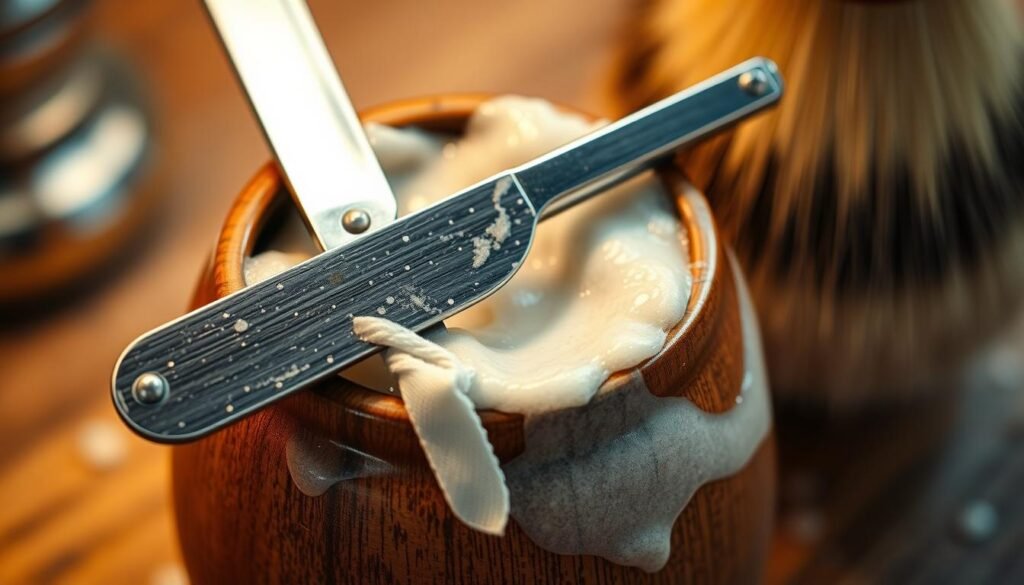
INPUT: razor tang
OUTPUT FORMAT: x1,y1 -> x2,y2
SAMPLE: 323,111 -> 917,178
204,0 -> 397,249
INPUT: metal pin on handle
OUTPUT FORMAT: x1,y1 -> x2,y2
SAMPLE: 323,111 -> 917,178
113,58 -> 783,442
203,0 -> 398,250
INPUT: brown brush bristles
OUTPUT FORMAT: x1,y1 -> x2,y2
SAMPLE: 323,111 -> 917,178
613,0 -> 1024,409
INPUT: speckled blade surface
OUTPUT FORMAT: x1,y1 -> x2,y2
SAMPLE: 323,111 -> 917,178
112,57 -> 783,443
113,177 -> 536,442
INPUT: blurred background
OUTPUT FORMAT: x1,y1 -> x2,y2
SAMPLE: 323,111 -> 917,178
4,0 -> 1024,583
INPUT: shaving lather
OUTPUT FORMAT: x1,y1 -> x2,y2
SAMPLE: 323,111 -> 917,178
111,0 -> 783,443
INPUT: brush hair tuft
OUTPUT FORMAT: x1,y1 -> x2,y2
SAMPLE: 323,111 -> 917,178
615,0 -> 1024,408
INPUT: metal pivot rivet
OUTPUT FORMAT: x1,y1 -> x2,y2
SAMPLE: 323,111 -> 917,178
738,69 -> 770,97
132,372 -> 169,405
342,208 -> 371,234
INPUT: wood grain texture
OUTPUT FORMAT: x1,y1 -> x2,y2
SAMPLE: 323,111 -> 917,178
171,95 -> 776,584
8,3 -> 1024,584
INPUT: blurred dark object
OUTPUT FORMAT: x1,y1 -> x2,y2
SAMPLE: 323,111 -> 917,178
614,1 -> 1024,579
768,320 -> 1024,583
0,0 -> 84,99
613,0 -> 1024,410
0,0 -> 157,307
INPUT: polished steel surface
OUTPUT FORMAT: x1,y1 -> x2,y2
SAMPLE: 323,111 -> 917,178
112,58 -> 783,443
0,0 -> 66,33
203,0 -> 397,251
519,57 -> 781,216
131,371 -> 168,404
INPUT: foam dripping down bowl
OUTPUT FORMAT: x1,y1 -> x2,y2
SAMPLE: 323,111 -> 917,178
171,94 -> 776,584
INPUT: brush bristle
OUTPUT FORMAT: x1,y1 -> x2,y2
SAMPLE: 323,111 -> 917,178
614,0 -> 1024,408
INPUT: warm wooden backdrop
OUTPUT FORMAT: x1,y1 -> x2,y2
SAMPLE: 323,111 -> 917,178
5,0 -> 1024,584
0,1 -> 625,583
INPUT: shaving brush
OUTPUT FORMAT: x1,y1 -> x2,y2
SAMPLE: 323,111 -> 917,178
612,0 -> 1024,409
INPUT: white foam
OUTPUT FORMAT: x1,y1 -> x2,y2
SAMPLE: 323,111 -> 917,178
251,97 -> 769,569
505,259 -> 771,571
352,316 -> 509,535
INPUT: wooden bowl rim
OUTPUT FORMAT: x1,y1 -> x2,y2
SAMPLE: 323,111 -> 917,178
211,93 -> 720,425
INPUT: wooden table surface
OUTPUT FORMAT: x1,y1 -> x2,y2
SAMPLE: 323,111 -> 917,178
3,1 -> 1024,584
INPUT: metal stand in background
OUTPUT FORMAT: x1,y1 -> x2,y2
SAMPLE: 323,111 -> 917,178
0,0 -> 157,306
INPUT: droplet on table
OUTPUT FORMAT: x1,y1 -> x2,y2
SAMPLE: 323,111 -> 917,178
955,500 -> 998,544
76,419 -> 128,472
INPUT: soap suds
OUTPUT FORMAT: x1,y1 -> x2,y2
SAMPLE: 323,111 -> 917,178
505,260 -> 770,571
471,236 -> 492,268
244,251 -> 309,287
439,230 -> 465,243
246,96 -> 768,569
469,178 -> 513,269
400,284 -> 443,315
263,363 -> 309,391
